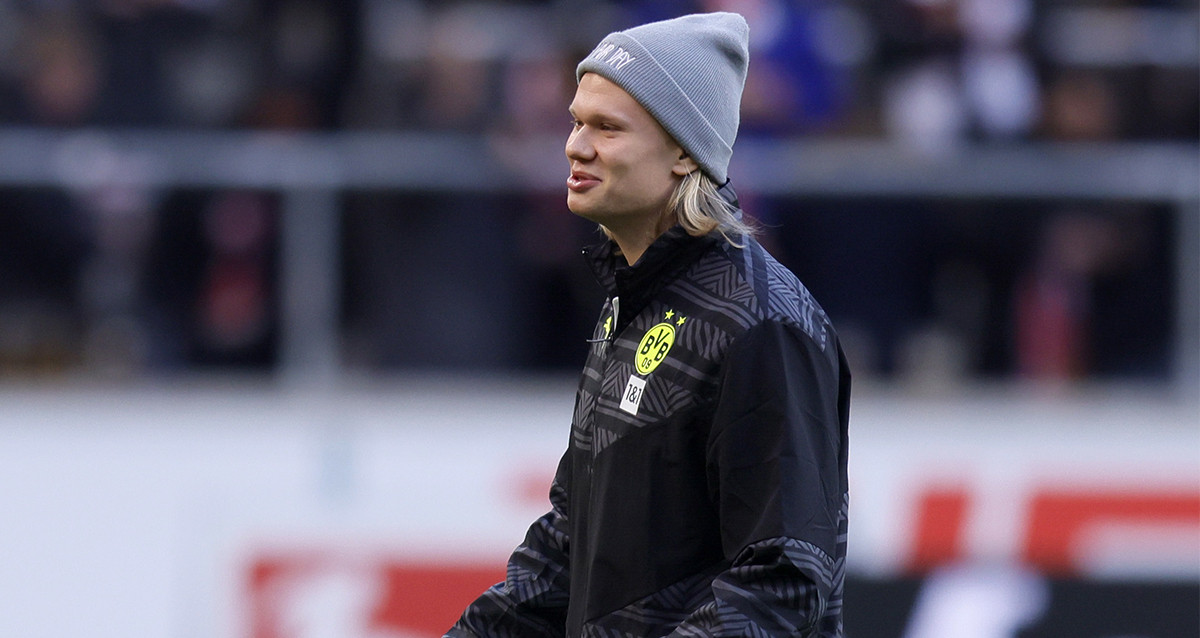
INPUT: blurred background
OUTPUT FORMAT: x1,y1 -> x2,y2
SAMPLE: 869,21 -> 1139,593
0,0 -> 1196,637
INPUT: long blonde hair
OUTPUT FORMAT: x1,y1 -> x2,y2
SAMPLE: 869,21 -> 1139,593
596,171 -> 756,247
668,170 -> 756,246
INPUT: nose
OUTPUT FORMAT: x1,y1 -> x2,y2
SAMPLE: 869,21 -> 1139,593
565,125 -> 595,163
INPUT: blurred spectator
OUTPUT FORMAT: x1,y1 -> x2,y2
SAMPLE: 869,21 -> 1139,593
874,0 -> 1040,153
1014,208 -> 1170,381
0,0 -> 1193,138
0,0 -> 1192,381
143,190 -> 279,370
241,0 -> 358,129
1042,71 -> 1120,141
7,9 -> 102,126
958,0 -> 1039,139
882,58 -> 968,155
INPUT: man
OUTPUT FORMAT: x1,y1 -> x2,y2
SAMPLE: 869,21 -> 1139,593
447,12 -> 850,637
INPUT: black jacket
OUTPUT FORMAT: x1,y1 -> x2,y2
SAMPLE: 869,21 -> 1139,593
449,223 -> 850,637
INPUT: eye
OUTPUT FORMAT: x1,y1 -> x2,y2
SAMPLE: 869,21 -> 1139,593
569,118 -> 583,130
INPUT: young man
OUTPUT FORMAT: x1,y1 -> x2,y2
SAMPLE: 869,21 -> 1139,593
447,12 -> 851,637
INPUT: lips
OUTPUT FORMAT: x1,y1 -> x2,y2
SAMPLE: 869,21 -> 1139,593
567,168 -> 601,192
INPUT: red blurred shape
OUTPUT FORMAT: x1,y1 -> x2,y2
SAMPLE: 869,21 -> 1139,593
246,553 -> 504,638
1022,490 -> 1200,575
371,563 -> 505,635
908,487 -> 970,572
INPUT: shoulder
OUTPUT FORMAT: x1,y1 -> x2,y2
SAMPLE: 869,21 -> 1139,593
704,236 -> 833,352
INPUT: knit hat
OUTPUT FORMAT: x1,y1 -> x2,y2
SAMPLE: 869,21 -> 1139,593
576,12 -> 749,184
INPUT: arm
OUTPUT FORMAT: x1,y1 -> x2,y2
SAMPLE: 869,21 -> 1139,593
445,452 -> 573,638
675,320 -> 850,637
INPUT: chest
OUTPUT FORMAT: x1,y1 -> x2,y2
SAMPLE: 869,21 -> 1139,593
572,296 -> 732,457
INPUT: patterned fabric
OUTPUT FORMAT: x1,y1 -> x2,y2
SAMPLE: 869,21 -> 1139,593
448,225 -> 850,638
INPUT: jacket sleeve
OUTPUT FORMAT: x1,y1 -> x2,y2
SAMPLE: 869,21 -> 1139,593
445,452 -> 572,638
673,319 -> 850,637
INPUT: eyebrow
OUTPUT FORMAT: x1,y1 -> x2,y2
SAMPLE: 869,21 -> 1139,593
569,105 -> 629,127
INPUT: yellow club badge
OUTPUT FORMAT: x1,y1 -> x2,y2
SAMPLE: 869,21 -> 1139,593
635,310 -> 685,375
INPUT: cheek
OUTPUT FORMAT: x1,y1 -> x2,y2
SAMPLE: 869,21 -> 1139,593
624,151 -> 680,195
628,167 -> 676,198
612,144 -> 676,182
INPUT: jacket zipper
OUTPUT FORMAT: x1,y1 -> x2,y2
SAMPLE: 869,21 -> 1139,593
611,296 -> 619,336
575,296 -> 619,631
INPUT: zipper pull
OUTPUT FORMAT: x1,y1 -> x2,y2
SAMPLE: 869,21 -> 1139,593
586,296 -> 618,345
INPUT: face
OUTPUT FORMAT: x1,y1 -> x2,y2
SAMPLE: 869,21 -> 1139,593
566,73 -> 694,235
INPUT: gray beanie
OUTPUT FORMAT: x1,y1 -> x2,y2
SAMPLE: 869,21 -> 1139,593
576,12 -> 749,184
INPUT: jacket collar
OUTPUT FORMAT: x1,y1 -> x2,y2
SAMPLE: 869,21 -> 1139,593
583,225 -> 719,334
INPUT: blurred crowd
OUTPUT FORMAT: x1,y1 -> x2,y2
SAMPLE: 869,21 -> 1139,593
0,0 -> 1196,384
2,0 -> 1196,136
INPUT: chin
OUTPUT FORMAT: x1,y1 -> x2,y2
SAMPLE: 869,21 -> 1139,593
566,195 -> 601,222
569,209 -> 604,226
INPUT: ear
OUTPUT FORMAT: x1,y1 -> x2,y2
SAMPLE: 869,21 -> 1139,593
671,151 -> 699,177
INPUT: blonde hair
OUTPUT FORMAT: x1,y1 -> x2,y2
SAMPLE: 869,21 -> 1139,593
668,171 -> 756,245
596,171 -> 756,247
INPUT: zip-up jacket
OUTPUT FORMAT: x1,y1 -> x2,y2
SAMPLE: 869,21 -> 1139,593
448,220 -> 851,637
